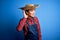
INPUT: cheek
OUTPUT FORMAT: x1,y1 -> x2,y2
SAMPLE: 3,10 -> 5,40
31,11 -> 35,13
30,11 -> 35,15
28,12 -> 35,17
30,13 -> 34,15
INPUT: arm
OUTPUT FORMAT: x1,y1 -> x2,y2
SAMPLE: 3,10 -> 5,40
16,18 -> 27,32
16,11 -> 28,32
37,21 -> 42,40
35,17 -> 42,40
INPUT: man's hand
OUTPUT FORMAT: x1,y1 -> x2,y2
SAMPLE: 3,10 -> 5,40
23,10 -> 28,18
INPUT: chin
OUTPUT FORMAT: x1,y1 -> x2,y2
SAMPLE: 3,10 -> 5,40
31,15 -> 34,17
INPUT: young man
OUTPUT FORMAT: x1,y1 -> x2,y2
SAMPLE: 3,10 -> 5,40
17,4 -> 42,40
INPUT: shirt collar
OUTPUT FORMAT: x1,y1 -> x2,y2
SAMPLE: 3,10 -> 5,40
27,16 -> 34,21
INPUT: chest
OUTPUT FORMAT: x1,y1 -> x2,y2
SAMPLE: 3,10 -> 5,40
26,19 -> 37,25
23,19 -> 38,36
24,19 -> 38,31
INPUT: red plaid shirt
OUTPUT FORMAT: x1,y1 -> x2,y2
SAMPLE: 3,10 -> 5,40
17,16 -> 42,40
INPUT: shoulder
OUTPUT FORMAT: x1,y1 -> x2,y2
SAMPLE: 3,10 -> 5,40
34,16 -> 39,22
34,16 -> 38,20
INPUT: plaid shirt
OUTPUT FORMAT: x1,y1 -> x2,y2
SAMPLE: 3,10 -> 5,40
17,16 -> 42,40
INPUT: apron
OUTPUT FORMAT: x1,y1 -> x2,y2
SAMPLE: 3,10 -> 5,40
25,18 -> 38,40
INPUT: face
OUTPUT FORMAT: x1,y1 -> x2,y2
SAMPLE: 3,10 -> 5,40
28,9 -> 35,17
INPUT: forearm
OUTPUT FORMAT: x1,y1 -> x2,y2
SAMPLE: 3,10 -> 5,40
17,18 -> 27,31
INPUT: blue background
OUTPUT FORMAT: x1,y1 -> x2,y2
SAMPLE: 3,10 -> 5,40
0,0 -> 60,40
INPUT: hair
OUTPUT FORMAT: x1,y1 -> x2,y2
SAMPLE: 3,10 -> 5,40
25,10 -> 29,15
25,10 -> 29,12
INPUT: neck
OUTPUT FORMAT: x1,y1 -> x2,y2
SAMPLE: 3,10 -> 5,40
28,16 -> 33,18
28,16 -> 35,20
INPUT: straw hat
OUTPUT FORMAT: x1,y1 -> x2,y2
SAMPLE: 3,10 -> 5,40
19,4 -> 39,10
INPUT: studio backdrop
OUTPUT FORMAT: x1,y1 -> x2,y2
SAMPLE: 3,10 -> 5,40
0,0 -> 60,40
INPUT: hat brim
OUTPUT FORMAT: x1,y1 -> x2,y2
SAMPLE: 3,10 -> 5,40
19,5 -> 39,10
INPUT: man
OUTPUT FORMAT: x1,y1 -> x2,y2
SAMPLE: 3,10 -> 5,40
16,4 -> 42,40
